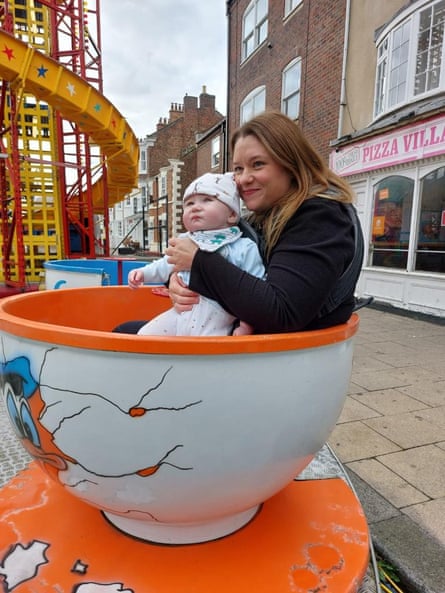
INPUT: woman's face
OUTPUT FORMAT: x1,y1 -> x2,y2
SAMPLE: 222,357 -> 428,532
232,134 -> 293,213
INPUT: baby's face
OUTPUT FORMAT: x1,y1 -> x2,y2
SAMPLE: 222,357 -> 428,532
183,194 -> 237,232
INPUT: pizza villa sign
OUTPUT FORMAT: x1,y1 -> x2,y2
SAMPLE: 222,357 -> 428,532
330,115 -> 445,176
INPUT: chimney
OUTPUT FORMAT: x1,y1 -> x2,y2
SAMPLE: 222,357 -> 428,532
169,102 -> 183,123
199,85 -> 215,111
183,94 -> 198,113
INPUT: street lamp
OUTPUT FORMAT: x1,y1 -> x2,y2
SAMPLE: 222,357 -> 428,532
142,201 -> 146,251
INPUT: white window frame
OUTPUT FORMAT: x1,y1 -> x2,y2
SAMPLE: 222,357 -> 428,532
374,0 -> 445,119
282,58 -> 301,120
211,136 -> 220,168
160,173 -> 167,197
285,0 -> 303,18
139,147 -> 147,173
242,0 -> 268,61
240,86 -> 266,123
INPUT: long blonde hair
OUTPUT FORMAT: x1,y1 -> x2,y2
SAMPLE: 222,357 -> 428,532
230,111 -> 354,259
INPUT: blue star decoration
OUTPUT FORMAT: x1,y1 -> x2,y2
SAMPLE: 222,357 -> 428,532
37,64 -> 48,78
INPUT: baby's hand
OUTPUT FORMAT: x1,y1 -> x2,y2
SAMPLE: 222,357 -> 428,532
128,268 -> 145,289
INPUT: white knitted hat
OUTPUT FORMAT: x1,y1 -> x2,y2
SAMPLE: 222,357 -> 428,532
183,172 -> 241,220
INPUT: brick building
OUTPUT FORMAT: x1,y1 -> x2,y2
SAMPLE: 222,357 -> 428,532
109,88 -> 224,254
226,0 -> 347,162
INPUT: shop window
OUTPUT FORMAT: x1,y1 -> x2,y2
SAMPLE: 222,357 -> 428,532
415,166 -> 445,273
369,175 -> 414,269
240,86 -> 266,123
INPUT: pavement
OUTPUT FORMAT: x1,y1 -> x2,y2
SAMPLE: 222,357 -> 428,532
0,303 -> 444,592
329,303 -> 445,593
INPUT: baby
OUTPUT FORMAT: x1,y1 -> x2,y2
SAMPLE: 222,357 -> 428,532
128,172 -> 265,336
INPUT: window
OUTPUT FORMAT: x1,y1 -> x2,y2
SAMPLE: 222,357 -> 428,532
282,58 -> 301,119
240,86 -> 266,123
141,185 -> 147,204
369,175 -> 414,269
242,0 -> 268,61
140,148 -> 147,172
160,174 -> 167,197
285,0 -> 302,17
374,0 -> 445,118
415,1 -> 445,94
211,136 -> 220,168
415,166 -> 445,273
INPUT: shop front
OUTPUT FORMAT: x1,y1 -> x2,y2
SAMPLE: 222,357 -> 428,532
330,114 -> 445,318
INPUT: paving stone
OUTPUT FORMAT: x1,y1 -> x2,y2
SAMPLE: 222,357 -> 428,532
329,422 -> 401,463
378,445 -> 445,499
352,354 -> 394,372
413,405 -> 445,429
337,397 -> 381,423
354,340 -> 417,358
347,458 -> 428,508
348,381 -> 367,395
344,467 -> 400,524
352,388 -> 429,416
398,380 -> 445,407
351,366 -> 437,391
402,498 -> 445,546
364,411 -> 445,449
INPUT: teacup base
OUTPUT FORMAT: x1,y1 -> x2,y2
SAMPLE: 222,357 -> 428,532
103,505 -> 261,544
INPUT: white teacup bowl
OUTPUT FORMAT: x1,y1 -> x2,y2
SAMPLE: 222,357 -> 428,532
0,286 -> 358,544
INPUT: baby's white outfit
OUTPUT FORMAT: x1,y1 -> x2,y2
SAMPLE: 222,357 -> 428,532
136,227 -> 265,336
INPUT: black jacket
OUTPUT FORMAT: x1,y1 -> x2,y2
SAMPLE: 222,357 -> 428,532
189,197 -> 358,333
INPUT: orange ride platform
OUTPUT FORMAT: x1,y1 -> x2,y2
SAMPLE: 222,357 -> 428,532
0,462 -> 369,593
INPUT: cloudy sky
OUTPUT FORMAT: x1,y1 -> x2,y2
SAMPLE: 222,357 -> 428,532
100,1 -> 228,139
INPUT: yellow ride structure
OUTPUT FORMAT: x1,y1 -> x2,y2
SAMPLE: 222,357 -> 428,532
0,0 -> 138,291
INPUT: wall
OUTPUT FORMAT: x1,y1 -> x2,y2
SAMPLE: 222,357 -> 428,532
227,0 -> 346,161
340,0 -> 406,137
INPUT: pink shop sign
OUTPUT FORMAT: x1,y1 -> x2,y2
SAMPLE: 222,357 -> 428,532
330,115 -> 445,176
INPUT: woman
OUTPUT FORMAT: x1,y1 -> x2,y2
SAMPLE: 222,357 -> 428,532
166,110 -> 361,334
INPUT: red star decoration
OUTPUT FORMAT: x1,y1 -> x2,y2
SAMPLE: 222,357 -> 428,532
2,45 -> 14,61
111,119 -> 116,128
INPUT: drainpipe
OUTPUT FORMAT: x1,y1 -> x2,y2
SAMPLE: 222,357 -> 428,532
224,0 -> 232,171
338,0 -> 352,138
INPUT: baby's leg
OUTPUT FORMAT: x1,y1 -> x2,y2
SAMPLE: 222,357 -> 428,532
137,308 -> 178,336
177,298 -> 235,336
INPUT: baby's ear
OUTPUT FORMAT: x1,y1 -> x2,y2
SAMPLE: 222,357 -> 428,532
227,210 -> 239,225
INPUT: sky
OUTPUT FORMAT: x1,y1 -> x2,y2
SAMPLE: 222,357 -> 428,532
100,1 -> 228,139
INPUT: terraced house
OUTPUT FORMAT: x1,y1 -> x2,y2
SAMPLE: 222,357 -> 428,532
227,0 -> 445,317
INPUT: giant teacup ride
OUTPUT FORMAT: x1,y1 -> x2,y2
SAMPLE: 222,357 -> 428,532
0,287 -> 369,592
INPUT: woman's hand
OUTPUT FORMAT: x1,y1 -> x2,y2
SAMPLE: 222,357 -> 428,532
128,268 -> 145,289
166,237 -> 198,272
168,272 -> 199,312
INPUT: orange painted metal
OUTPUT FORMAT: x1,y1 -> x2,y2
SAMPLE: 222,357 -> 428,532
0,286 -> 360,355
0,462 -> 369,592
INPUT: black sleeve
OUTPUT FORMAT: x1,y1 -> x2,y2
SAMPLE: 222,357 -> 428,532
189,198 -> 356,333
